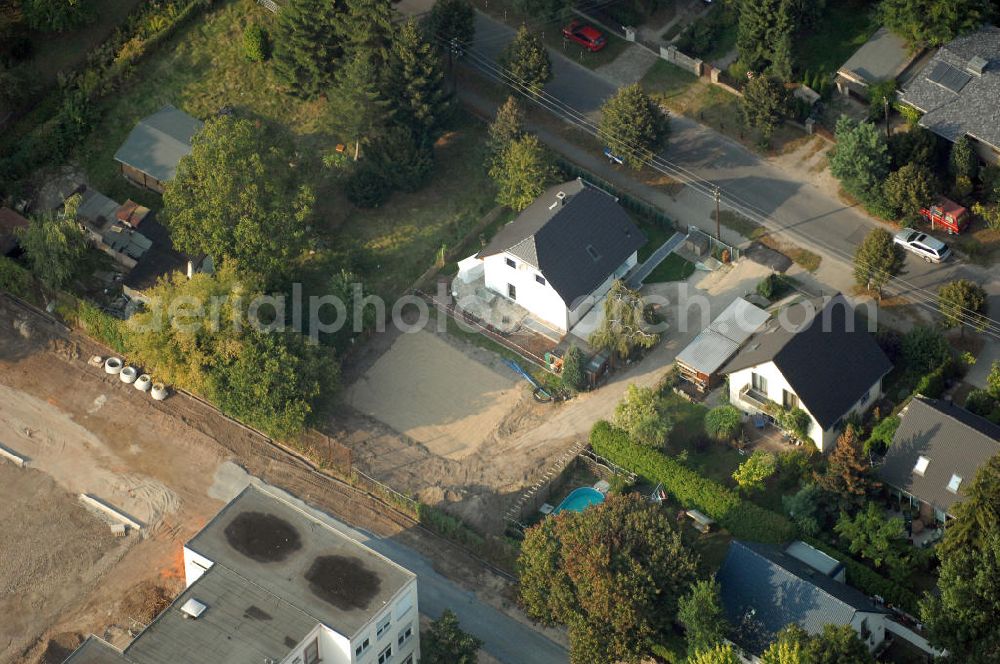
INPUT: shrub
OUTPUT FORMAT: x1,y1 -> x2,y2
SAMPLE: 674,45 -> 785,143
0,256 -> 34,298
864,415 -> 901,456
590,420 -> 796,542
73,300 -> 128,354
243,24 -> 270,62
756,272 -> 791,300
965,389 -> 999,420
704,405 -> 742,441
901,326 -> 951,373
345,166 -> 391,208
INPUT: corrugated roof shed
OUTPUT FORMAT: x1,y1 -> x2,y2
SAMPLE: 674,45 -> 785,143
717,541 -> 885,655
113,105 -> 203,184
478,179 -> 646,307
901,25 -> 1000,147
878,396 -> 1000,515
676,298 -> 770,375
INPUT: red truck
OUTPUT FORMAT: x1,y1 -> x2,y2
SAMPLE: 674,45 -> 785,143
920,197 -> 968,234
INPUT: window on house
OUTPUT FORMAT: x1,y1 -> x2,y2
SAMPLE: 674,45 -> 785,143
751,372 -> 768,394
402,656 -> 413,664
947,474 -> 962,493
304,638 -> 320,664
397,624 -> 413,648
914,456 -> 930,476
507,283 -> 516,300
782,389 -> 798,410
355,637 -> 371,658
535,274 -> 546,286
377,644 -> 392,664
860,618 -> 870,640
505,257 -> 516,268
376,615 -> 391,639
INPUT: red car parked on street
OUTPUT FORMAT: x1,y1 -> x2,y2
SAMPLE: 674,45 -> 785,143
562,20 -> 607,52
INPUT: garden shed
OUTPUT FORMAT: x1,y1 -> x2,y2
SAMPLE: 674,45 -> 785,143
675,297 -> 769,392
113,104 -> 204,193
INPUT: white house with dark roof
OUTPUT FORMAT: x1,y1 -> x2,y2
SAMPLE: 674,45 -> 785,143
64,485 -> 419,664
722,295 -> 893,452
877,396 -> 1000,524
464,178 -> 646,333
900,25 -> 1000,163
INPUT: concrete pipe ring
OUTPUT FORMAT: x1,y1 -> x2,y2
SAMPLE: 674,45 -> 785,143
104,357 -> 123,375
119,366 -> 138,384
134,374 -> 152,391
151,383 -> 169,401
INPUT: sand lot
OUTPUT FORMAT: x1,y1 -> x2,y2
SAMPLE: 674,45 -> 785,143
346,330 -> 523,459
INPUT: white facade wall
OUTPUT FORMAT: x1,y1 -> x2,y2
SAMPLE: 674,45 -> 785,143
482,250 -> 639,333
483,252 -> 569,331
851,611 -> 888,651
728,363 -> 883,452
182,546 -> 214,587
346,578 -> 419,664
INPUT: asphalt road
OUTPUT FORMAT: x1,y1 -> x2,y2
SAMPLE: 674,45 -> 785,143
469,12 -> 999,332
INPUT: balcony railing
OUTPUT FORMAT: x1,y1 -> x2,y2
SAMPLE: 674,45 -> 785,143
739,384 -> 772,411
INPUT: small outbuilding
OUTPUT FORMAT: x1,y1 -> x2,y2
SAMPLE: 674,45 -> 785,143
675,297 -> 770,393
113,104 -> 204,193
836,27 -> 921,100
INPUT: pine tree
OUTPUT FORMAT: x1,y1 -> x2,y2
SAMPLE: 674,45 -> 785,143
488,134 -> 558,211
949,134 -> 979,181
487,96 -> 525,165
329,50 -> 395,160
424,0 -> 476,48
389,21 -> 451,139
499,26 -> 552,94
814,426 -> 870,513
273,0 -> 343,99
338,0 -> 395,68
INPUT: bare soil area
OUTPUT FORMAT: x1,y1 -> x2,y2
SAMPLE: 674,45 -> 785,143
0,295 -> 526,662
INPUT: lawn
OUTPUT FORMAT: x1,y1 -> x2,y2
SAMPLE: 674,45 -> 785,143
69,0 -> 499,299
793,0 -> 877,80
640,59 -> 700,107
645,253 -> 695,283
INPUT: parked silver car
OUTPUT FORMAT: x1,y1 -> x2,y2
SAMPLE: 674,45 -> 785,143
893,229 -> 951,263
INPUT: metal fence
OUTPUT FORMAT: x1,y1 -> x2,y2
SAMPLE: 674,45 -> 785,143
687,225 -> 741,262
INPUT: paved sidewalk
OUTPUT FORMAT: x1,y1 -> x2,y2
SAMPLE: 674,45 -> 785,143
629,231 -> 687,288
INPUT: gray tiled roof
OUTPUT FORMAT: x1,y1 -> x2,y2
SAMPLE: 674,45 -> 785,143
113,105 -> 203,183
717,541 -> 885,655
478,179 -> 646,307
838,27 -> 914,84
721,295 -> 893,429
900,25 -> 1000,147
878,396 -> 1000,515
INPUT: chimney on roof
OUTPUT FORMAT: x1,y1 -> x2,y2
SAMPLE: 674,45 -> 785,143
556,191 -> 567,206
967,55 -> 989,76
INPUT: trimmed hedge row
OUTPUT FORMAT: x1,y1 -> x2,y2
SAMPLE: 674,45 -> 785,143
590,420 -> 796,543
801,535 -> 921,615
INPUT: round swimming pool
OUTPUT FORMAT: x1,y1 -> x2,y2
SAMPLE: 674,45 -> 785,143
554,487 -> 606,514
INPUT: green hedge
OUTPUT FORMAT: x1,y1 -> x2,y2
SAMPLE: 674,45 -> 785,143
590,420 -> 796,543
0,257 -> 34,300
801,535 -> 920,615
68,299 -> 129,354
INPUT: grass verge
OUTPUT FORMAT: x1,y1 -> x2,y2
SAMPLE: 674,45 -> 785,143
645,253 -> 695,283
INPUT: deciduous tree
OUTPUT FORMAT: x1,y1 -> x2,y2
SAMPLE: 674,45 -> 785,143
688,643 -> 740,664
835,502 -> 906,568
519,493 -> 700,664
704,405 -> 742,441
938,279 -> 987,335
887,125 -> 939,169
760,624 -> 809,664
487,96 -> 525,165
22,0 -> 93,32
884,163 -> 937,226
739,75 -> 789,143
590,279 -> 660,362
599,83 -> 669,170
901,325 -> 951,372
678,579 -> 729,654
421,609 -> 482,664
803,625 -> 875,664
489,134 -> 558,211
273,0 -> 343,99
614,384 -> 671,447
733,450 -> 778,492
853,228 -> 904,297
513,0 -> 567,19
880,0 -> 991,48
163,116 -> 313,285
814,426 -> 870,512
561,344 -> 586,391
499,27 -> 552,94
830,117 -> 890,199
17,200 -> 88,290
782,484 -> 822,536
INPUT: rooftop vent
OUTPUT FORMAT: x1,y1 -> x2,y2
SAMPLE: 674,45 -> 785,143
913,455 -> 930,476
586,245 -> 601,261
947,474 -> 962,494
180,598 -> 208,619
967,55 -> 989,76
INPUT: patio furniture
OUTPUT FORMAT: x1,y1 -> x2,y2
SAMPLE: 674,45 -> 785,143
753,413 -> 766,429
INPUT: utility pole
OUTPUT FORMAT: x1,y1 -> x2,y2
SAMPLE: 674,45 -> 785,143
714,187 -> 722,241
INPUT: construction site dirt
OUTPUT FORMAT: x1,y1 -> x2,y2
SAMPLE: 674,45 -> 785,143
0,294 -> 541,663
